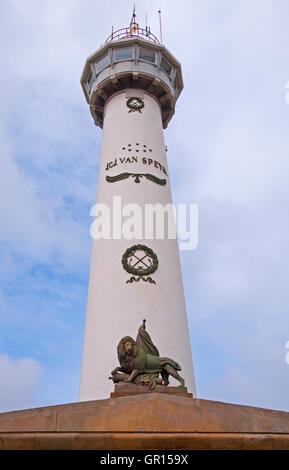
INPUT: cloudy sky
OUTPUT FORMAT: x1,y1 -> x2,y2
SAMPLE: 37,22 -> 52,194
0,0 -> 289,413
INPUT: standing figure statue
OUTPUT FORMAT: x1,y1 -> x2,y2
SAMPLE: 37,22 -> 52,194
109,319 -> 185,390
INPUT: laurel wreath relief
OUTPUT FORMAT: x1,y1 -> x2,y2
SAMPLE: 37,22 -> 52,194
122,245 -> 158,284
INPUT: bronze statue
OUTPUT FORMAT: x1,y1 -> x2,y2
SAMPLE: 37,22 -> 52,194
110,319 -> 185,390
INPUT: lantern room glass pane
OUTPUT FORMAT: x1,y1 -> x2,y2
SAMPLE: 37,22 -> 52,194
138,47 -> 156,63
160,57 -> 172,76
87,70 -> 94,91
114,47 -> 133,61
95,54 -> 110,74
173,77 -> 179,95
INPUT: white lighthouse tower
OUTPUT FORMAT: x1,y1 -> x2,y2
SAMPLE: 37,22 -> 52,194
79,12 -> 196,400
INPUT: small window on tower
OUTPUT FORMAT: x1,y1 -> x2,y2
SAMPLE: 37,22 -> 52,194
138,47 -> 156,64
114,47 -> 133,62
160,57 -> 172,77
94,54 -> 110,75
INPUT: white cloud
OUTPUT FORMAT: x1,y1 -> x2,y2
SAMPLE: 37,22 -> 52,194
207,354 -> 289,412
0,354 -> 42,412
0,123 -> 88,265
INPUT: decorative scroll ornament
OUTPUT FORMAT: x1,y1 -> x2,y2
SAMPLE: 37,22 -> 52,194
126,97 -> 144,113
122,244 -> 158,284
106,172 -> 166,186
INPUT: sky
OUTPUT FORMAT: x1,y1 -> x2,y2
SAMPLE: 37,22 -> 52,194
0,0 -> 289,413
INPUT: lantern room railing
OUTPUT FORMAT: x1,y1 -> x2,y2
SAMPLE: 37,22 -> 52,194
105,26 -> 160,44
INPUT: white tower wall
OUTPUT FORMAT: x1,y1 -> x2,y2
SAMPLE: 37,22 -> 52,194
79,89 -> 196,400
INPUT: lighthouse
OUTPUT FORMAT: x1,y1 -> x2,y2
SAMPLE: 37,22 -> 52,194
79,12 -> 196,400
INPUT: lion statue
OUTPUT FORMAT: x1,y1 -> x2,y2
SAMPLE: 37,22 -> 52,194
109,319 -> 185,389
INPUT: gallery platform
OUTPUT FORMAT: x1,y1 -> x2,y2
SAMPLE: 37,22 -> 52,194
0,393 -> 289,450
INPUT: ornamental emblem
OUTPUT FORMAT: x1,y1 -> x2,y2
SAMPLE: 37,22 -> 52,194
122,244 -> 158,284
106,172 -> 166,185
126,97 -> 144,113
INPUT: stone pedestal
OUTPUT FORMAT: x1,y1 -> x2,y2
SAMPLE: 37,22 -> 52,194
110,382 -> 192,398
1,394 -> 289,450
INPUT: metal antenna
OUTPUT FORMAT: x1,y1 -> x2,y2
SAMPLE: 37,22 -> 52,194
129,4 -> 139,35
158,9 -> 163,44
130,4 -> 136,28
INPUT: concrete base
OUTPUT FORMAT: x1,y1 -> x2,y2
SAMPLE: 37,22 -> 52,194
0,394 -> 289,450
